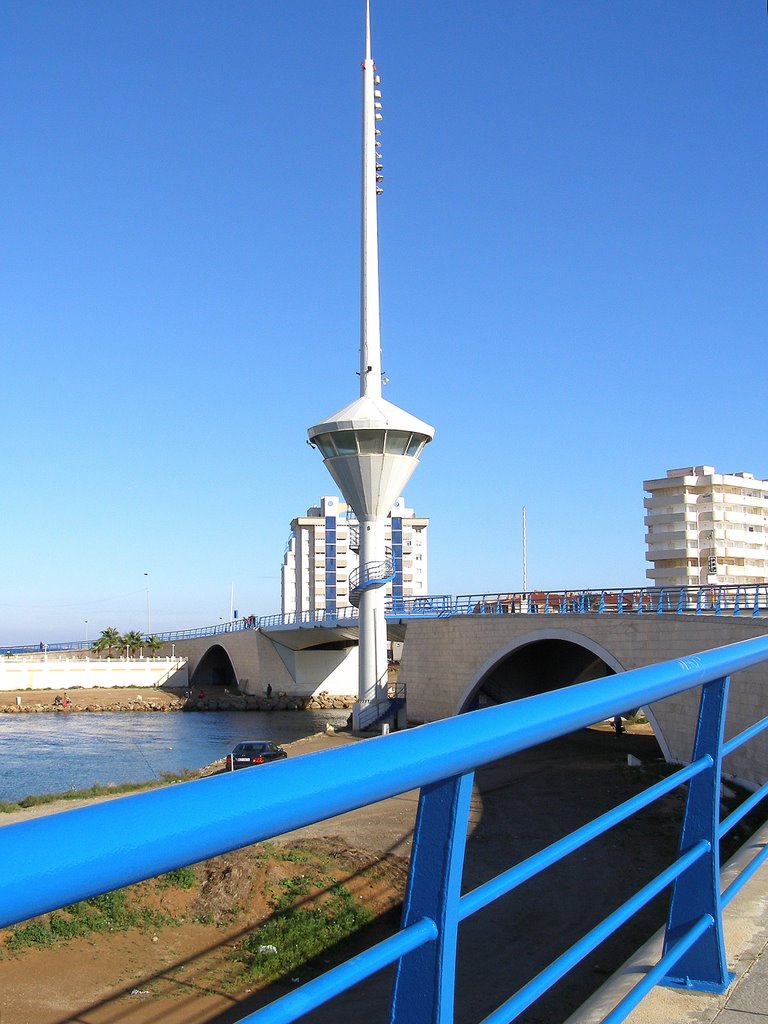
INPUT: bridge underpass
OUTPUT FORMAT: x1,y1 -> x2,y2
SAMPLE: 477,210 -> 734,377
190,643 -> 239,691
463,635 -> 619,710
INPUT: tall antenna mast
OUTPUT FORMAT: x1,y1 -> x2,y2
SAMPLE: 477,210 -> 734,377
360,0 -> 383,398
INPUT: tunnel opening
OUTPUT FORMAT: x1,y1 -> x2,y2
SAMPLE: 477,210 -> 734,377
190,645 -> 238,691
464,637 -> 617,710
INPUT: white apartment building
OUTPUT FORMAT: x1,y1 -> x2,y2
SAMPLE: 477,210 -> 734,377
644,466 -> 768,587
281,495 -> 429,616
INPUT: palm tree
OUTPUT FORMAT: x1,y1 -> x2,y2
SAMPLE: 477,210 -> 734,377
145,635 -> 163,658
92,627 -> 122,660
122,630 -> 144,659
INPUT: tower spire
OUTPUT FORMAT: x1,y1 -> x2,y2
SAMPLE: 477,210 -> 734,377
360,0 -> 382,398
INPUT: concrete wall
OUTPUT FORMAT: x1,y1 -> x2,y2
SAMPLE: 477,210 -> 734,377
0,657 -> 188,692
400,614 -> 768,786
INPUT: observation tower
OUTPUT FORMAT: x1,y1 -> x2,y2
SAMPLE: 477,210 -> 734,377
308,0 -> 434,725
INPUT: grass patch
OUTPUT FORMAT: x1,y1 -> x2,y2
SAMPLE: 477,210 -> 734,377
232,881 -> 372,982
0,771 -> 204,814
159,866 -> 197,890
6,889 -> 171,951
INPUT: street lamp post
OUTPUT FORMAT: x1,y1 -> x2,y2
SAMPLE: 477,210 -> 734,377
144,573 -> 151,636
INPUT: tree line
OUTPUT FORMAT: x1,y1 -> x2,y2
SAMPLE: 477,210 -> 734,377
91,628 -> 164,659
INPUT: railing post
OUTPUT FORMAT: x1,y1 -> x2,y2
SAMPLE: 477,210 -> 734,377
390,772 -> 474,1023
661,676 -> 732,992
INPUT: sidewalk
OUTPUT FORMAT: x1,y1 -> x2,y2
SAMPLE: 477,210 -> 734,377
568,820 -> 768,1024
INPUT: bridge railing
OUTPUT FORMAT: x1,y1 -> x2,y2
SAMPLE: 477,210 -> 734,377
448,585 -> 768,619
2,636 -> 768,1023
4,585 -> 768,654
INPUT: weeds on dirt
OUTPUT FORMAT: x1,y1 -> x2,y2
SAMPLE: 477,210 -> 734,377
159,866 -> 197,890
6,890 -> 171,951
232,879 -> 373,983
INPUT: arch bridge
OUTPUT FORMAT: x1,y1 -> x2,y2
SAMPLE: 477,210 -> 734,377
11,585 -> 768,783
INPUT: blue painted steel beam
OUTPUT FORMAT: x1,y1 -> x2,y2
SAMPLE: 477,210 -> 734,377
662,678 -> 732,992
390,772 -> 474,1022
480,842 -> 709,1024
458,758 -> 709,922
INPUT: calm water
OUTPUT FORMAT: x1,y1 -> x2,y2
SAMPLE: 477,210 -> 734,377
0,710 -> 350,803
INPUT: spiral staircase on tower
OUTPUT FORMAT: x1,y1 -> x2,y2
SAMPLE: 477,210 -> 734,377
347,546 -> 403,730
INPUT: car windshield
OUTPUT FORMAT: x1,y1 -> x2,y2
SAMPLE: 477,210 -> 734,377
233,743 -> 269,755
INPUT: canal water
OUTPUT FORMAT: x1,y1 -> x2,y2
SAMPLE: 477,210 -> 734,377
0,710 -> 350,803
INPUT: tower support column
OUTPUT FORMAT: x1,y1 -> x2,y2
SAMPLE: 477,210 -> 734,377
356,516 -> 389,709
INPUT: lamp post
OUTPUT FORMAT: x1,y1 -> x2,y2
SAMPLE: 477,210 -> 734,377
144,573 -> 151,636
84,620 -> 88,646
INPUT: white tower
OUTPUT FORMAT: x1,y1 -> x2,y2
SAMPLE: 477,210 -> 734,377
308,0 -> 434,723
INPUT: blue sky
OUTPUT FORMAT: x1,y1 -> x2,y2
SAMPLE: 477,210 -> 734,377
1,1 -> 766,645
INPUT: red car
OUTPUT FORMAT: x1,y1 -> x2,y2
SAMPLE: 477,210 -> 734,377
225,741 -> 287,771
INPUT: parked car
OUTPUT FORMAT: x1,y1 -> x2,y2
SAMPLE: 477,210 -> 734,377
225,740 -> 288,771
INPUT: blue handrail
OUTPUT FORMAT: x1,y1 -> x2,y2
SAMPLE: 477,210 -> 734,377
1,635 -> 767,1023
4,584 -> 768,653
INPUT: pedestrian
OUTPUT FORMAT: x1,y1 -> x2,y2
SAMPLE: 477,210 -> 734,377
266,683 -> 273,698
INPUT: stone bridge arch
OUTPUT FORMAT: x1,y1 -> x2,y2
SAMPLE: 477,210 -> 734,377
189,643 -> 238,691
454,627 -> 671,760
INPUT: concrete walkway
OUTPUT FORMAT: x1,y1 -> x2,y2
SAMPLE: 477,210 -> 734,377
569,820 -> 768,1024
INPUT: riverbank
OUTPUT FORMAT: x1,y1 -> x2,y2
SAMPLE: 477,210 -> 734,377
0,730 -> 360,826
0,686 -> 356,714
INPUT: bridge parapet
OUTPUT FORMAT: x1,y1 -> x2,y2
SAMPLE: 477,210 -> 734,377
4,585 -> 768,655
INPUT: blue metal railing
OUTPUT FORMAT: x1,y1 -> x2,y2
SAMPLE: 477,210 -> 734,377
1,636 -> 767,1022
349,558 -> 396,607
348,558 -> 396,595
4,585 -> 768,653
